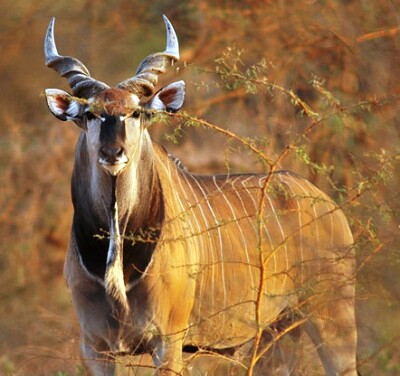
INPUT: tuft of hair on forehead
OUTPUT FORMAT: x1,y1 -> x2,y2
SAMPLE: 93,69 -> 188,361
88,88 -> 140,116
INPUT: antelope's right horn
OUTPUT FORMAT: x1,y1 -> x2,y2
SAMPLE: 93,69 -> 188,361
45,17 -> 109,98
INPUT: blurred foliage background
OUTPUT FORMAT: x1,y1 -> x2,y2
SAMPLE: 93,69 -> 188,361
0,0 -> 399,374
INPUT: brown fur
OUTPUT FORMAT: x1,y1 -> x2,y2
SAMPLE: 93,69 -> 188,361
90,89 -> 139,115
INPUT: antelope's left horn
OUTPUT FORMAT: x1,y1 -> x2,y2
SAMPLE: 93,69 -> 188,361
117,15 -> 180,98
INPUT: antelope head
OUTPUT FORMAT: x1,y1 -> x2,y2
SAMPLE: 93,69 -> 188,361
45,16 -> 185,176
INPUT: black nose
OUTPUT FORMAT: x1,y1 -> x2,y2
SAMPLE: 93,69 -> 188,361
100,145 -> 124,163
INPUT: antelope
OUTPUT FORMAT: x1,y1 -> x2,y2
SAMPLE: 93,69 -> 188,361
44,16 -> 358,376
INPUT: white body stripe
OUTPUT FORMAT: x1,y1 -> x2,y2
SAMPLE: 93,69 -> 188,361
213,176 -> 255,289
188,174 -> 227,311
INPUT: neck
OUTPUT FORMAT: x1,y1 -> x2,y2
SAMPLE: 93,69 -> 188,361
118,131 -> 163,232
73,130 -> 162,232
71,130 -> 164,280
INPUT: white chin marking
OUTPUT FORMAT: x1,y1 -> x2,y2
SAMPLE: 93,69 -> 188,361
99,163 -> 127,176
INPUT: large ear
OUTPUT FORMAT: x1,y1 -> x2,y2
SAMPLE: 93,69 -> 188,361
147,80 -> 185,113
45,88 -> 85,122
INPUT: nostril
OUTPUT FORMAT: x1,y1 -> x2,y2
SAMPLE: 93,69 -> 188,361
100,146 -> 124,161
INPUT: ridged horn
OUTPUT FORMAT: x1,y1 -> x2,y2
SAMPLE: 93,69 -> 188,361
44,17 -> 109,98
117,15 -> 180,98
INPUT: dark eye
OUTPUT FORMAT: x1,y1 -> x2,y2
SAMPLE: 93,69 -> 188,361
85,111 -> 97,121
132,111 -> 141,119
144,110 -> 153,120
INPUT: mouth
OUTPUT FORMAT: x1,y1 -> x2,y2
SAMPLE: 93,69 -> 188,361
99,157 -> 128,176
